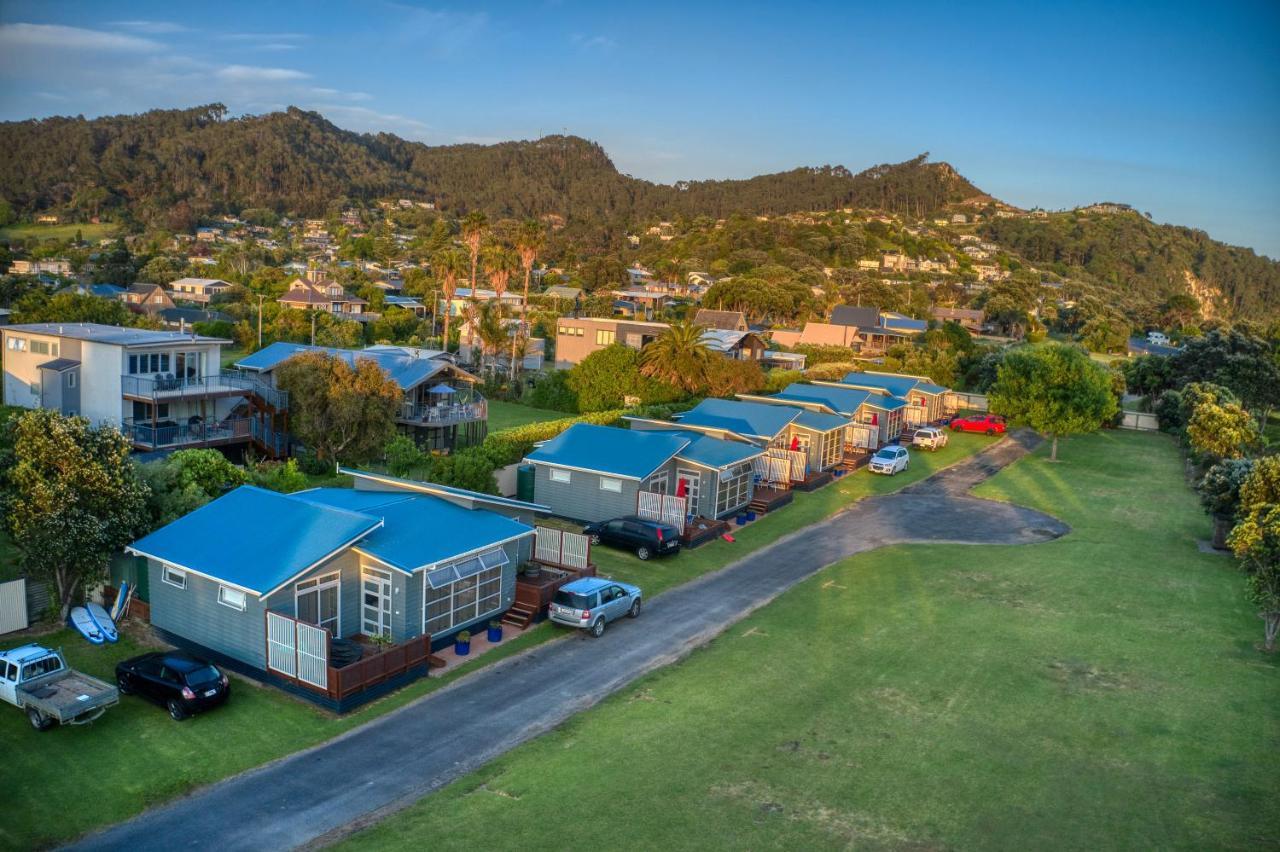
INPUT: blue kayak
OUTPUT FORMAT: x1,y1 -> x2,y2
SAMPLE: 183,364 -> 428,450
69,606 -> 105,645
86,602 -> 119,643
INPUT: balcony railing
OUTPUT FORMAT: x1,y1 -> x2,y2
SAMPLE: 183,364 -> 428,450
121,370 -> 289,410
398,399 -> 487,426
124,417 -> 253,450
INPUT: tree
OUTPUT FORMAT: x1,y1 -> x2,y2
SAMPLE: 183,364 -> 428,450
461,211 -> 488,296
1227,458 -> 1280,651
568,345 -> 682,412
1199,458 -> 1256,548
7,411 -> 149,620
433,248 -> 468,352
273,351 -> 402,463
641,322 -> 714,394
141,448 -> 247,526
988,343 -> 1118,461
1186,401 -> 1260,461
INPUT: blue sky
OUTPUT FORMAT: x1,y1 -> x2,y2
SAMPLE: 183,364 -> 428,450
1,1 -> 1277,257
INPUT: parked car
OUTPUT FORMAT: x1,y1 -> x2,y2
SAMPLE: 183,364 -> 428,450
950,414 -> 1007,435
912,426 -> 949,451
116,650 -> 229,721
582,516 -> 681,560
0,645 -> 119,731
869,445 -> 910,475
549,577 -> 643,637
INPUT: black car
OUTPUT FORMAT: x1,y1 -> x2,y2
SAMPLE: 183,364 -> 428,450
115,651 -> 230,720
582,516 -> 681,560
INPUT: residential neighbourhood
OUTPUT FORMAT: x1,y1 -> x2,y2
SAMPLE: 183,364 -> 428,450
0,5 -> 1276,850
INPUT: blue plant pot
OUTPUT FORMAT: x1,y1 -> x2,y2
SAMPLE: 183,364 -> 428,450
745,511 -> 758,522
487,625 -> 503,643
455,639 -> 471,656
736,514 -> 748,526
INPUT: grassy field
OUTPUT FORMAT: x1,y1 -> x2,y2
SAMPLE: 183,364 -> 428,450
0,222 -> 118,243
341,430 -> 1279,851
486,400 -> 568,433
0,432 -> 997,848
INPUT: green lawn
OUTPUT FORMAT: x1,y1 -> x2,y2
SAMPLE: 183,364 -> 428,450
340,430 -> 1278,851
0,433 -> 997,848
0,222 -> 118,243
486,400 -> 568,433
220,345 -> 246,369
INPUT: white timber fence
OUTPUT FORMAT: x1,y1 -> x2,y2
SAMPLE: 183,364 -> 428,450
0,579 -> 29,635
637,492 -> 688,533
534,526 -> 592,570
1118,410 -> 1160,431
950,391 -> 989,412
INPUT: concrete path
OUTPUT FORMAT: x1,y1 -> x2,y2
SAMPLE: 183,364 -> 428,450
72,430 -> 1067,851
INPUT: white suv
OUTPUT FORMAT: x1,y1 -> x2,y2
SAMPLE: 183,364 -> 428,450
912,426 -> 949,451
868,445 -> 910,475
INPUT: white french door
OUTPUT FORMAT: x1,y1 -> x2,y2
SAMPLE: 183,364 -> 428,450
676,467 -> 701,517
361,567 -> 393,638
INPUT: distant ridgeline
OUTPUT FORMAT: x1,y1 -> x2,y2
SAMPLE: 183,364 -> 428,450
0,103 -> 1276,321
0,105 -> 979,224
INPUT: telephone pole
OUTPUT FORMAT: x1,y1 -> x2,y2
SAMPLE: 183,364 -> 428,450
310,309 -> 316,346
256,294 -> 266,348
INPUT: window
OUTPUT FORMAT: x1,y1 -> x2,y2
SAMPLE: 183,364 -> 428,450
7,336 -> 26,351
821,431 -> 841,470
218,585 -> 247,611
66,372 -> 76,389
595,329 -> 615,346
162,565 -> 186,589
127,353 -> 171,375
295,571 -> 340,633
716,463 -> 753,516
30,340 -> 49,355
549,468 -> 571,484
647,471 -> 668,495
599,476 -> 622,493
423,548 -> 508,635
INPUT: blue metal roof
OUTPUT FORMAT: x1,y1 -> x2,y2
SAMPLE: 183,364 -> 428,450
676,398 -> 800,440
880,314 -> 928,333
865,394 -> 908,411
338,468 -> 551,513
794,409 -> 850,432
771,383 -> 874,417
293,489 -> 533,572
127,486 -> 382,595
235,342 -> 450,390
839,372 -> 918,397
525,423 -> 689,480
644,430 -> 764,469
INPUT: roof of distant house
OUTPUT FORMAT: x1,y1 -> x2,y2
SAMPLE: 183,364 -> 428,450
235,342 -> 462,390
2,322 -> 228,346
169,277 -> 231,289
525,423 -> 690,480
879,313 -> 928,333
693,309 -> 747,330
839,371 -> 948,397
676,398 -> 801,440
769,383 -> 874,417
829,305 -> 880,328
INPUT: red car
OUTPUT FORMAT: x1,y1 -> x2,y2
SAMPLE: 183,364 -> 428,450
950,413 -> 1007,435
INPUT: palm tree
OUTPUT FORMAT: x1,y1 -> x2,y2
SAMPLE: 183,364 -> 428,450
433,248 -> 468,353
641,321 -> 713,394
474,302 -> 509,379
461,211 -> 489,299
513,220 -> 544,381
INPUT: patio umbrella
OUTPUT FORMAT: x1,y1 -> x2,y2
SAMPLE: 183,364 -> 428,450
789,435 -> 800,452
427,383 -> 456,394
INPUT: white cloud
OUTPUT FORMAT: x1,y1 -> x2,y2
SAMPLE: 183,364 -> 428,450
0,22 -> 162,52
216,65 -> 311,83
109,20 -> 190,35
317,104 -> 432,139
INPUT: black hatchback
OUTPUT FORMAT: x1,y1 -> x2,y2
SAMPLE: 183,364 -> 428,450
582,515 -> 681,560
116,650 -> 230,720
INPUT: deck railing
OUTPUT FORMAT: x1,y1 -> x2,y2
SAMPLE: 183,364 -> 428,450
121,370 -> 289,410
398,399 -> 487,426
123,416 -> 253,450
329,635 -> 431,700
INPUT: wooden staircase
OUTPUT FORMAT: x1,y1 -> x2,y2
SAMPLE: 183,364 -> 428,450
500,601 -> 538,629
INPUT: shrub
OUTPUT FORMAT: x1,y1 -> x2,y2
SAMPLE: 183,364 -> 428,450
384,434 -> 428,477
1199,458 -> 1256,518
524,370 -> 578,413
804,361 -> 857,381
249,458 -> 308,493
1154,389 -> 1183,431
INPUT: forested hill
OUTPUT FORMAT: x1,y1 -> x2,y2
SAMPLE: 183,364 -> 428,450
0,104 -> 983,224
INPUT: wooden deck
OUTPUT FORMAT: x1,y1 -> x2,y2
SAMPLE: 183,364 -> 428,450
796,470 -> 834,492
748,486 -> 794,514
505,563 -> 597,628
681,516 -> 730,548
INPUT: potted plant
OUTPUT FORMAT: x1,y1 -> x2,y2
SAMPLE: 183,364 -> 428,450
487,620 -> 503,643
744,510 -> 758,522
523,561 -> 542,579
735,513 -> 748,526
454,630 -> 472,656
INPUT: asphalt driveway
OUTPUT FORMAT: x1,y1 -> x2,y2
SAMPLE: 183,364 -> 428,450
72,430 -> 1067,851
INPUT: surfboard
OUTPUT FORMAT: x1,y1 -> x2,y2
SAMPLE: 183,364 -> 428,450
86,602 -> 119,643
109,581 -> 130,622
69,606 -> 105,645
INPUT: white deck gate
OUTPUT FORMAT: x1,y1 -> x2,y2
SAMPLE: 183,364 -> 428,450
266,611 -> 297,678
266,610 -> 329,688
0,579 -> 29,635
535,526 -> 591,569
637,491 -> 687,533
752,455 -> 791,486
296,622 -> 329,690
765,448 -> 807,482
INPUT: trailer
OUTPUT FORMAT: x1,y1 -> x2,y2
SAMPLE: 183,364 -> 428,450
0,644 -> 119,731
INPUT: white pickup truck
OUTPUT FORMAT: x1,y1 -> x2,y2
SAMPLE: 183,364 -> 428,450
0,644 -> 119,731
